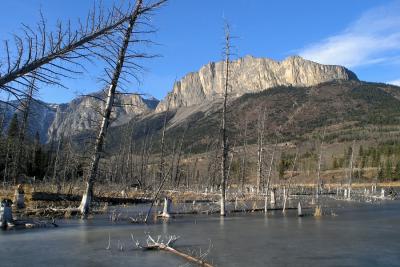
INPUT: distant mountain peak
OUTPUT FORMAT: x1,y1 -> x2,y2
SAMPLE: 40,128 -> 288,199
156,55 -> 358,112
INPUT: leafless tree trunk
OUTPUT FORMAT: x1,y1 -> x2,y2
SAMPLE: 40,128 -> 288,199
52,138 -> 62,193
12,76 -> 36,184
174,126 -> 187,187
220,22 -> 232,216
159,95 -> 171,187
0,2 -> 165,92
348,140 -> 355,191
240,118 -> 248,191
139,128 -> 150,188
316,128 -> 326,200
256,108 -> 266,194
265,140 -> 278,197
79,0 -> 146,217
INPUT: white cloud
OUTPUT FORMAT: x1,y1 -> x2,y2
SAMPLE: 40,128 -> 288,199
299,3 -> 400,68
387,79 -> 400,86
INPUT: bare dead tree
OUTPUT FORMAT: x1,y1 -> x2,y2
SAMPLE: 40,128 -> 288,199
0,2 -> 164,101
265,138 -> 278,197
348,140 -> 356,194
159,93 -> 172,187
139,128 -> 151,188
256,108 -> 266,194
173,125 -> 187,187
205,138 -> 219,190
11,75 -> 36,183
316,128 -> 326,200
220,22 -> 232,217
239,117 -> 248,191
52,138 -> 62,193
79,0 -> 166,217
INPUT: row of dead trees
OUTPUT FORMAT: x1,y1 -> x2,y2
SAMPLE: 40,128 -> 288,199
0,0 -> 361,218
0,0 -> 168,217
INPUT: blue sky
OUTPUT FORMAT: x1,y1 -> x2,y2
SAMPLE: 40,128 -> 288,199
1,0 -> 399,103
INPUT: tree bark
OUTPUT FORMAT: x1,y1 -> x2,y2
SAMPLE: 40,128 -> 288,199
79,0 -> 143,217
240,118 -> 248,191
220,23 -> 231,217
256,109 -> 266,194
316,128 -> 326,200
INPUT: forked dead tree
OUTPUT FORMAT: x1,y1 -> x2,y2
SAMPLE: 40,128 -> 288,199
79,0 -> 166,217
132,235 -> 214,267
0,2 -> 164,101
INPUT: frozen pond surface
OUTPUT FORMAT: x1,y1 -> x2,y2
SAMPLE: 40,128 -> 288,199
1,199 -> 400,267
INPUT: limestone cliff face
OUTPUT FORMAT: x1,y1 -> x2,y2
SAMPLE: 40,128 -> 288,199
47,94 -> 158,141
156,55 -> 358,112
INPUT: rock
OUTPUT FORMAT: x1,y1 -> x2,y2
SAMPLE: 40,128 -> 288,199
2,92 -> 159,143
48,93 -> 158,142
156,55 -> 358,112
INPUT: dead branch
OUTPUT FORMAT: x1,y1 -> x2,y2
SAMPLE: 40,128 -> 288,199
134,235 -> 214,267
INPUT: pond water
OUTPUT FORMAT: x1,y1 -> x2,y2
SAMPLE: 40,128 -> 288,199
1,199 -> 400,267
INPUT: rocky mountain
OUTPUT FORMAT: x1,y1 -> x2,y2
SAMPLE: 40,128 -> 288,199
1,93 -> 159,143
107,80 -> 400,154
156,55 -> 358,112
48,93 -> 158,141
1,55 -> 364,144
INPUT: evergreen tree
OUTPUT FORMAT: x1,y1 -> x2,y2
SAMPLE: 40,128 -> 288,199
394,162 -> 400,181
332,157 -> 339,169
378,164 -> 385,182
372,149 -> 380,167
361,155 -> 368,169
7,113 -> 19,138
359,145 -> 364,157
278,158 -> 286,179
30,131 -> 42,177
385,160 -> 393,180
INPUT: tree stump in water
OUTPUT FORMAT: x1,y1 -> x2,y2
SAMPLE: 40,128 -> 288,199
270,189 -> 276,205
297,202 -> 303,217
159,198 -> 171,218
14,184 -> 25,209
264,196 -> 268,213
314,205 -> 322,217
1,199 -> 14,229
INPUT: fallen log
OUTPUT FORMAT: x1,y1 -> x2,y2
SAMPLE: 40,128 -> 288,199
167,206 -> 306,216
30,192 -> 152,204
137,235 -> 214,267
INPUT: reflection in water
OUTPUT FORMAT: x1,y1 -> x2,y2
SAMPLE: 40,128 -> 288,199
297,216 -> 303,229
0,200 -> 400,267
219,216 -> 225,228
162,220 -> 168,234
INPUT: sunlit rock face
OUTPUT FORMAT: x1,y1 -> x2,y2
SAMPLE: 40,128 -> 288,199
156,55 -> 358,112
47,93 -> 158,141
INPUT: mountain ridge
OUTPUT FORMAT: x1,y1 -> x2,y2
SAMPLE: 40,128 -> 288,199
1,55 -> 363,143
155,55 -> 358,112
